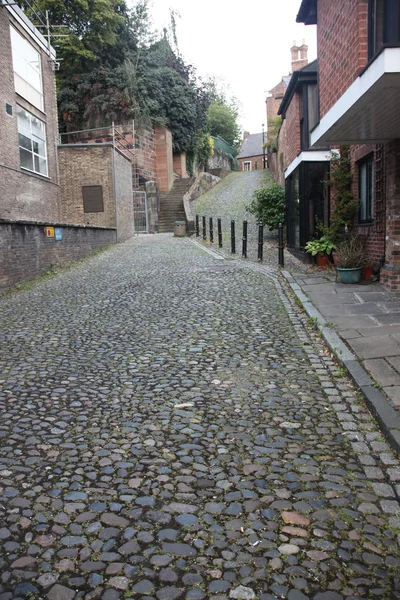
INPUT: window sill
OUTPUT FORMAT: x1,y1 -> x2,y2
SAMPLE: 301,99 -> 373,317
357,221 -> 374,227
21,166 -> 50,181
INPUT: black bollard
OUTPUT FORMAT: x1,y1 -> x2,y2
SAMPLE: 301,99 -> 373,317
242,220 -> 248,258
209,217 -> 214,244
217,218 -> 223,248
202,216 -> 206,241
231,220 -> 236,254
278,222 -> 284,267
195,215 -> 199,237
258,222 -> 264,262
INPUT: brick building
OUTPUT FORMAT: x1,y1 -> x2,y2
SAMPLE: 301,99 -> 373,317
0,0 -> 60,222
275,60 -> 332,261
297,0 -> 400,289
237,132 -> 267,171
58,144 -> 134,242
266,41 -> 309,143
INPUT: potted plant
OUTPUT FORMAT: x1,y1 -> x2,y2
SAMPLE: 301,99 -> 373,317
305,236 -> 335,268
335,235 -> 366,283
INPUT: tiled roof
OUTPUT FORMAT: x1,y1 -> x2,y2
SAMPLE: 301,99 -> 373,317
237,132 -> 265,159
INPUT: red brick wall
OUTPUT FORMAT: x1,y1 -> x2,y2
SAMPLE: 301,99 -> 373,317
155,127 -> 174,192
238,155 -> 265,171
351,144 -> 386,266
318,0 -> 368,117
381,140 -> 400,289
267,81 -> 287,139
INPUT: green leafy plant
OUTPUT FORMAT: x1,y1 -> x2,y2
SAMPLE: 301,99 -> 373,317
305,236 -> 335,257
323,148 -> 358,245
247,182 -> 286,231
307,316 -> 319,329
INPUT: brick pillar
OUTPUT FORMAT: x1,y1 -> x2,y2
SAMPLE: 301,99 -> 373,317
155,127 -> 174,192
173,153 -> 188,178
145,181 -> 159,234
381,140 -> 400,290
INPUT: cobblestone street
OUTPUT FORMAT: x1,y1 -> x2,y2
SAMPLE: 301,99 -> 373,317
1,234 -> 400,600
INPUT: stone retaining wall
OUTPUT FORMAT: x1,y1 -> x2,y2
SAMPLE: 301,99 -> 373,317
0,220 -> 116,290
183,172 -> 221,232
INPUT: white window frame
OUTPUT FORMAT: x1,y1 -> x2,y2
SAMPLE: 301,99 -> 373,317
243,161 -> 252,171
10,25 -> 44,111
17,106 -> 48,177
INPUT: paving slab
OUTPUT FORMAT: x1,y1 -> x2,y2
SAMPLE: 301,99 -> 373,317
374,312 -> 400,325
363,359 -> 400,387
347,334 -> 400,359
325,315 -> 378,330
338,329 -> 362,339
384,387 -> 400,407
355,292 -> 390,302
355,324 -> 400,338
307,293 -> 360,304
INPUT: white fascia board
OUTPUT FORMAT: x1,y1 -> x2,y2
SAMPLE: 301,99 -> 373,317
311,47 -> 400,146
284,150 -> 333,179
6,3 -> 56,58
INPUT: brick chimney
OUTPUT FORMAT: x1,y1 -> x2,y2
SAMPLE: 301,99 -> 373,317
243,131 -> 250,141
291,39 -> 308,72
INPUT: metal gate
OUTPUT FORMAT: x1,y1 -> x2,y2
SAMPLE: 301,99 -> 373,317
133,191 -> 149,233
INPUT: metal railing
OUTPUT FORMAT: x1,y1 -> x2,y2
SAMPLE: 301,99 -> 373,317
195,214 -> 284,267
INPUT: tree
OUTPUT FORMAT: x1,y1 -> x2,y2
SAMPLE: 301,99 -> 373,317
19,0 -> 211,152
247,182 -> 286,231
207,101 -> 241,148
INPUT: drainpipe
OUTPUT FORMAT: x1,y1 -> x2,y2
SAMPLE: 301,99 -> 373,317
112,121 -> 118,241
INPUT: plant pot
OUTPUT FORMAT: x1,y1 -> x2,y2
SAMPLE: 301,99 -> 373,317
316,252 -> 331,268
337,267 -> 362,284
332,250 -> 340,267
362,265 -> 373,281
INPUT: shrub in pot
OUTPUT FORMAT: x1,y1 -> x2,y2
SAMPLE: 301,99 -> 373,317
305,236 -> 335,268
335,235 -> 367,283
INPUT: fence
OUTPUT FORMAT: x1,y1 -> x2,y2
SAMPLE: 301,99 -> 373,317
211,136 -> 237,157
195,215 -> 284,267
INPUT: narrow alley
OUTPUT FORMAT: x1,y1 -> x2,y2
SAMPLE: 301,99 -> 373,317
1,235 -> 399,600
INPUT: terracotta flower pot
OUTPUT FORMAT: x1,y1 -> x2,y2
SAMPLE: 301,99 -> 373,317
316,252 -> 331,268
362,265 -> 373,281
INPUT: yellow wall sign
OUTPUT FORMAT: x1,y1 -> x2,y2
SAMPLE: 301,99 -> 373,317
45,226 -> 55,238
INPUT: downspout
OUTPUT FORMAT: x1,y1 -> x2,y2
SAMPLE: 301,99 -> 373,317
112,121 -> 118,241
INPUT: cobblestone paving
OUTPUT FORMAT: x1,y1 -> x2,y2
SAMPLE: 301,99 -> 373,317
1,234 -> 400,600
194,171 -> 313,274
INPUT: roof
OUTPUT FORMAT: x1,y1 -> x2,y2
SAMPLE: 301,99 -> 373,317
237,133 -> 265,159
297,0 -> 317,24
278,59 -> 318,117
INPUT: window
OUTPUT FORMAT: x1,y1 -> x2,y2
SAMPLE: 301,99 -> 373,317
243,161 -> 251,171
358,156 -> 374,223
82,186 -> 104,213
17,106 -> 47,176
300,84 -> 319,150
368,0 -> 400,59
10,26 -> 43,111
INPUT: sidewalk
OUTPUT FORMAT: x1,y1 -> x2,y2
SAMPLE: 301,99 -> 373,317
285,268 -> 400,451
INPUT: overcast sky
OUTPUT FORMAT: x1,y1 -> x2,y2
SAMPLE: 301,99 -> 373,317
147,0 -> 317,136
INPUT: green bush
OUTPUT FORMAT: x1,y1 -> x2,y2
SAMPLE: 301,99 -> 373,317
247,182 -> 286,230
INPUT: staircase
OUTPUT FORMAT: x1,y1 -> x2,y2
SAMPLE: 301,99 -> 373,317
158,178 -> 192,233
